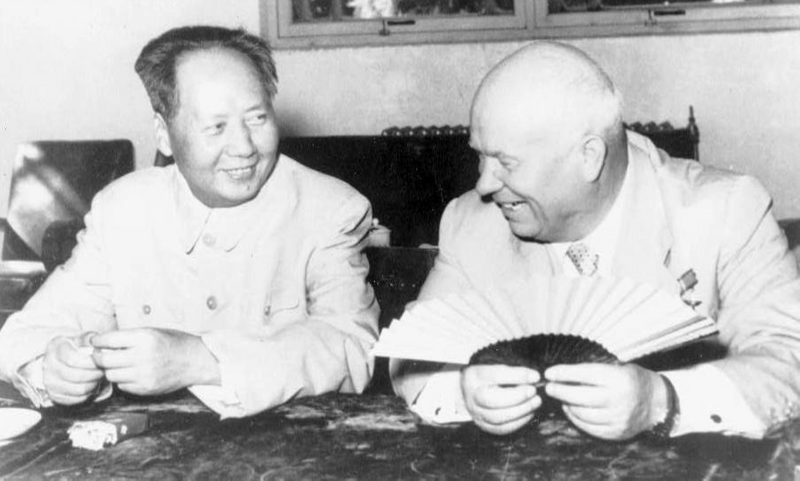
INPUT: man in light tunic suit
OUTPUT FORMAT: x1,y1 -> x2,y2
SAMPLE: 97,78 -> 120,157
0,26 -> 379,417
391,41 -> 800,440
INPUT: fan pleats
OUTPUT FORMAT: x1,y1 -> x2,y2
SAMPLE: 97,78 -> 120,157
371,275 -> 716,366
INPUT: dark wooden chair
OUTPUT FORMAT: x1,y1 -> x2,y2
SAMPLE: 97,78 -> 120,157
1,139 -> 133,325
2,139 -> 134,262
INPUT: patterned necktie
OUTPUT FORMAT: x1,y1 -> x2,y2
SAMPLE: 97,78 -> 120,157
566,243 -> 599,276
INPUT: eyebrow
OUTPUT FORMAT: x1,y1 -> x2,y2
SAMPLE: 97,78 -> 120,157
245,104 -> 269,113
470,143 -> 501,158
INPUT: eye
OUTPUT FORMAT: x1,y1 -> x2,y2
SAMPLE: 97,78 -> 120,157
206,123 -> 225,135
246,113 -> 269,126
498,156 -> 517,171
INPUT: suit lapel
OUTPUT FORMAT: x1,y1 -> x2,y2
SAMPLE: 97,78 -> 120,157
612,134 -> 677,291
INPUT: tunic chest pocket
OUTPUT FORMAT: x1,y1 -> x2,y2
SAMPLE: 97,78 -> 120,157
115,298 -> 176,329
113,281 -> 185,329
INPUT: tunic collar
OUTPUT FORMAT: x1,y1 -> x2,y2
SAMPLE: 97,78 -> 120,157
172,157 -> 285,254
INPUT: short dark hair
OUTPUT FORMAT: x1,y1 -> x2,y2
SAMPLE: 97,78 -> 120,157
134,25 -> 278,121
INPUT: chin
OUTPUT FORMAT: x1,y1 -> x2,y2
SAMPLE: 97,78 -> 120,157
508,223 -> 542,241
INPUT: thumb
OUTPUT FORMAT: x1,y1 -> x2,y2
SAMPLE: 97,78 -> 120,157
75,331 -> 98,348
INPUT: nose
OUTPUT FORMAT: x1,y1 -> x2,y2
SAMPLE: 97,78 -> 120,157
226,121 -> 257,158
475,157 -> 504,197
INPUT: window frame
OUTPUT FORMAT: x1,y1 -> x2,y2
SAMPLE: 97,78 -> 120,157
260,0 -> 533,49
534,0 -> 800,37
260,0 -> 800,49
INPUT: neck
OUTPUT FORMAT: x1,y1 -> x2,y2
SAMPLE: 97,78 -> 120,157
565,134 -> 629,242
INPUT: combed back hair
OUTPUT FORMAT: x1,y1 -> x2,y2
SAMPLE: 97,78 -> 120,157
134,25 -> 278,121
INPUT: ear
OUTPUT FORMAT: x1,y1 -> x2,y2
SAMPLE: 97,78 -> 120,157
153,113 -> 173,158
579,135 -> 607,183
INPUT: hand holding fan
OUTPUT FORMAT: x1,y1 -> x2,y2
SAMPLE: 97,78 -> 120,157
372,275 -> 717,374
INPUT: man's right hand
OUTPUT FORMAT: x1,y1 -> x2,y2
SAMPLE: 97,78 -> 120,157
43,332 -> 105,405
461,364 -> 542,435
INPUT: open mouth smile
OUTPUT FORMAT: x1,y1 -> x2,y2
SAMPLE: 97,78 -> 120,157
222,165 -> 257,180
497,201 -> 525,212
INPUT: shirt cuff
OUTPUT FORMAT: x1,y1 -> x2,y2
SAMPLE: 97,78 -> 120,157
409,367 -> 472,425
189,385 -> 245,418
15,356 -> 52,408
662,364 -> 765,438
14,356 -> 112,408
190,334 -> 245,418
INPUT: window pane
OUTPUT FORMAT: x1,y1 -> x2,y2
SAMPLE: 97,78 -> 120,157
292,0 -> 516,22
548,0 -> 795,14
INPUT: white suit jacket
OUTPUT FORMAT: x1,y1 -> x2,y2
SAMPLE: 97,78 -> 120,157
0,155 -> 379,417
391,132 -> 800,436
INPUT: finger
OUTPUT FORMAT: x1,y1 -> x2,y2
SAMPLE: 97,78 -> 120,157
49,340 -> 99,370
91,347 -> 137,370
545,381 -> 609,408
476,394 -> 542,427
50,391 -> 93,406
544,363 -> 617,386
49,364 -> 105,385
91,330 -> 142,350
61,351 -> 101,370
469,365 -> 540,386
477,411 -> 537,436
103,366 -> 140,385
44,376 -> 102,399
75,331 -> 98,348
561,407 -> 623,440
562,404 -> 609,426
475,383 -> 537,410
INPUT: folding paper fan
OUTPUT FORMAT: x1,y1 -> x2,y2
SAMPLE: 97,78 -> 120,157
371,275 -> 717,373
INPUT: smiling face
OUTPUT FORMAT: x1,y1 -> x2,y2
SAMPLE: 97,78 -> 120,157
468,42 -> 627,243
470,86 -> 591,243
155,47 -> 279,208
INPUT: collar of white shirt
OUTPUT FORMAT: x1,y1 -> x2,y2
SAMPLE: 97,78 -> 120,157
549,159 -> 632,277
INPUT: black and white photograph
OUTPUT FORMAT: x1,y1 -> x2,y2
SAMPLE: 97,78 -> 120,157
1,0 -> 799,479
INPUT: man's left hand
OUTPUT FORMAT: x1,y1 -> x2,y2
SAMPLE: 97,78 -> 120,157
543,363 -> 667,440
90,328 -> 221,396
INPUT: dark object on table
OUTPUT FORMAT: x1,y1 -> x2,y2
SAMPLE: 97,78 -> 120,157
68,412 -> 149,451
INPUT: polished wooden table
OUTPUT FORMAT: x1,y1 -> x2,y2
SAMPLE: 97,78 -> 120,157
1,382 -> 797,480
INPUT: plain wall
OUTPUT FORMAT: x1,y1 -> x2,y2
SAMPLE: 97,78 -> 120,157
2,0 -> 799,220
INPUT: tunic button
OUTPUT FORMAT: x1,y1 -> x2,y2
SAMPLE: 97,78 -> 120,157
710,414 -> 722,423
206,296 -> 218,310
202,234 -> 216,246
142,304 -> 151,315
